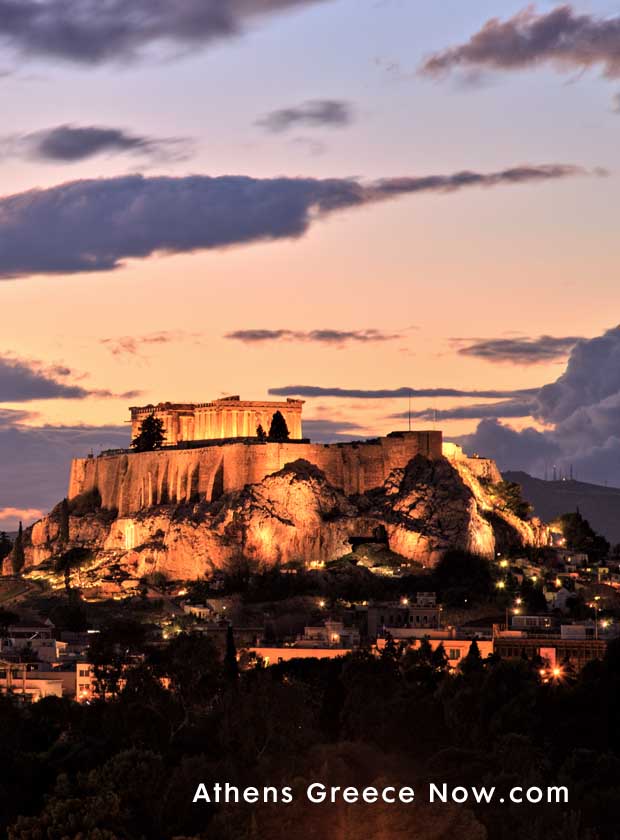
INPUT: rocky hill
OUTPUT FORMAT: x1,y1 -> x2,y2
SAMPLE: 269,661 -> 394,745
5,455 -> 546,594
505,470 -> 620,544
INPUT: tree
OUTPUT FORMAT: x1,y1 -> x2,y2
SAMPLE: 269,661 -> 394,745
559,510 -> 610,563
256,424 -> 267,441
132,413 -> 166,452
489,480 -> 532,520
0,532 -> 12,562
268,410 -> 290,441
12,522 -> 24,575
54,547 -> 92,594
460,639 -> 484,675
0,608 -> 18,638
58,498 -> 69,544
224,624 -> 239,682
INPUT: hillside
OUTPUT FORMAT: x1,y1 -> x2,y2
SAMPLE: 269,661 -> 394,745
4,456 -> 545,593
505,471 -> 620,545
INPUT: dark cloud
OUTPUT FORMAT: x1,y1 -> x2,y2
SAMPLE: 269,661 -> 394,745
0,355 -> 93,401
257,100 -> 353,133
457,419 -> 562,475
225,328 -> 400,345
421,5 -> 620,80
456,335 -> 583,365
302,418 -> 367,443
0,354 -> 140,401
101,330 -> 202,357
0,0 -> 329,65
0,166 -> 591,279
0,420 -> 129,528
2,124 -> 189,162
0,407 -> 34,425
534,327 -> 620,424
270,385 -> 538,399
390,399 -> 536,422
459,327 -> 620,486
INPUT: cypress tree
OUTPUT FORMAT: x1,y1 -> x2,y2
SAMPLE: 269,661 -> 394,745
12,522 -> 25,575
224,624 -> 239,682
268,411 -> 290,441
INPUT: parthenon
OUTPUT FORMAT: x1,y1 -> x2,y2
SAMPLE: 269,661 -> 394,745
129,396 -> 304,445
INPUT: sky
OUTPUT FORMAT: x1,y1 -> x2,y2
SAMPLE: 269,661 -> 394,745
1,0 -> 620,529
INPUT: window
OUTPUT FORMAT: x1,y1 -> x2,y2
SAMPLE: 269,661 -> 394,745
448,649 -> 461,660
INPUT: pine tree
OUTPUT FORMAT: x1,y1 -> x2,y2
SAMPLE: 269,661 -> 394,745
268,410 -> 290,441
256,424 -> 267,441
132,413 -> 166,452
12,522 -> 25,575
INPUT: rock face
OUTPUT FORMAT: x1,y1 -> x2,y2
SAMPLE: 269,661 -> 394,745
5,456 -> 546,587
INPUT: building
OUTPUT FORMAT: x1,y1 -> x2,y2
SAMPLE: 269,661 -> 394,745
494,630 -> 607,671
297,620 -> 360,649
130,396 -> 305,445
0,660 -> 64,701
366,598 -> 442,640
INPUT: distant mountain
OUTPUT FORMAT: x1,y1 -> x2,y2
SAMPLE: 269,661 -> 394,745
505,471 -> 620,545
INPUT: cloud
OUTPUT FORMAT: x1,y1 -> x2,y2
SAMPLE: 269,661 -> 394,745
456,334 -> 583,365
101,330 -> 203,357
457,419 -> 562,474
459,326 -> 620,486
0,420 -> 130,529
390,398 -> 536,422
302,418 -> 367,443
225,328 -> 400,345
0,354 -> 141,401
257,100 -> 354,133
1,124 -> 189,163
0,166 -> 591,279
421,5 -> 620,80
270,385 -> 538,399
0,0 -> 329,65
0,354 -> 94,401
0,506 -> 44,527
0,407 -> 35,425
534,326 -> 620,424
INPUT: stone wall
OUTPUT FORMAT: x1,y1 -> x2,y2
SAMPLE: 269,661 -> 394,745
68,430 -> 443,516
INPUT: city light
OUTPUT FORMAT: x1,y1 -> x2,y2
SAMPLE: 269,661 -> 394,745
499,559 -> 509,569
496,581 -> 506,590
401,597 -> 409,606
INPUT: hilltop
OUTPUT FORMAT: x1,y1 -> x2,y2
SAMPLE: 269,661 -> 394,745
505,471 -> 620,545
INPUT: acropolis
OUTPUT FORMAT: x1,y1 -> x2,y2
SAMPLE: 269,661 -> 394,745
130,395 -> 304,445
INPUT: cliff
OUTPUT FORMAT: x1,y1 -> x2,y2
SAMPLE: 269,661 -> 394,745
67,431 -> 444,515
5,454 -> 546,593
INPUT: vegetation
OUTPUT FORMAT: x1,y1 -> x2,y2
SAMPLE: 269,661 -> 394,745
268,410 -> 290,441
11,522 -> 24,575
0,531 -> 13,562
132,413 -> 166,452
256,424 -> 267,441
488,480 -> 533,520
2,626 -> 620,838
558,510 -> 610,563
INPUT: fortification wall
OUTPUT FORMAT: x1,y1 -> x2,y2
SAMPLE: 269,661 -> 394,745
68,431 -> 443,516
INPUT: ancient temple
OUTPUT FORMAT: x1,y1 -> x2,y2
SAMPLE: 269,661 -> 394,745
130,396 -> 304,445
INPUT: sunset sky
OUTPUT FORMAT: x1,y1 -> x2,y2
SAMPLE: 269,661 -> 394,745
2,0 -> 620,529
